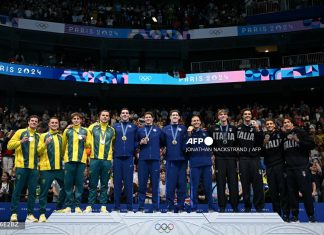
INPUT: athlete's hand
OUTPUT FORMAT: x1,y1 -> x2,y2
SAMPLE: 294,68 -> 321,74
20,137 -> 29,144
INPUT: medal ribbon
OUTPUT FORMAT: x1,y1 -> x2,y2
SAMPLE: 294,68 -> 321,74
144,125 -> 153,139
170,125 -> 179,142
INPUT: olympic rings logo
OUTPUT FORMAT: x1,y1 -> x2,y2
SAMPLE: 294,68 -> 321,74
154,223 -> 174,233
208,29 -> 223,36
139,75 -> 152,81
35,22 -> 49,29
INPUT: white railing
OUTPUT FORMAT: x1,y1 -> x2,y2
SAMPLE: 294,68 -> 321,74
191,57 -> 270,72
282,52 -> 324,67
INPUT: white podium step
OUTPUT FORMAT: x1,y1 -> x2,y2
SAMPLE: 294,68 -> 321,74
2,212 -> 324,235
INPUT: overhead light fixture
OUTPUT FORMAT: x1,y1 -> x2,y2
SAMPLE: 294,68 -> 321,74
152,17 -> 157,22
265,49 -> 269,53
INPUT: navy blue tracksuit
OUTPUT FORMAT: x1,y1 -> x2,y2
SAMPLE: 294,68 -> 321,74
162,124 -> 187,210
113,122 -> 138,210
184,129 -> 213,210
136,125 -> 163,210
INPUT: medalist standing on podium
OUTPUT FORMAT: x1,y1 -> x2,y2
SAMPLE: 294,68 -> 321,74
84,110 -> 115,213
162,110 -> 187,212
9,115 -> 40,222
208,109 -> 238,212
60,112 -> 91,213
136,111 -> 164,212
113,108 -> 138,211
38,117 -> 66,222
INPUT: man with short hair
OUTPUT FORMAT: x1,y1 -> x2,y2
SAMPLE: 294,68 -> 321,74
8,115 -> 40,222
136,111 -> 163,212
262,118 -> 289,221
84,110 -> 115,213
237,108 -> 264,212
113,108 -> 138,212
184,115 -> 215,212
209,109 -> 238,212
38,117 -> 66,222
60,112 -> 91,213
162,110 -> 187,212
282,118 -> 315,222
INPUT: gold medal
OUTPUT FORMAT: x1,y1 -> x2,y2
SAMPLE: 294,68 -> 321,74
122,136 -> 127,141
145,137 -> 150,142
172,140 -> 177,145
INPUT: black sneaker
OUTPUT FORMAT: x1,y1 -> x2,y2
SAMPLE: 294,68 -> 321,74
233,207 -> 239,213
256,208 -> 263,213
308,216 -> 316,223
137,207 -> 144,213
219,207 -> 225,213
290,216 -> 299,223
282,215 -> 290,222
244,208 -> 251,213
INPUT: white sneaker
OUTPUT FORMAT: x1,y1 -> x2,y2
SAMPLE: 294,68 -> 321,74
75,207 -> 82,213
26,214 -> 38,223
10,214 -> 18,222
39,214 -> 46,222
100,206 -> 108,213
84,206 -> 92,213
56,207 -> 71,213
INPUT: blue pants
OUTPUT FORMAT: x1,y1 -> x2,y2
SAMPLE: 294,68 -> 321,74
190,165 -> 213,210
166,160 -> 187,209
138,160 -> 160,210
113,157 -> 134,209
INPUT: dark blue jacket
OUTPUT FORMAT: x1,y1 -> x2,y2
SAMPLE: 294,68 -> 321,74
162,124 -> 187,161
137,125 -> 164,160
184,128 -> 212,167
113,122 -> 138,158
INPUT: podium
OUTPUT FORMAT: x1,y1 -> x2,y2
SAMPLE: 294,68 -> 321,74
2,212 -> 324,235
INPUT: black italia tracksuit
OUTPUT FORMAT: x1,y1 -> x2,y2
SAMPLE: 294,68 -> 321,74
283,127 -> 315,219
262,130 -> 289,217
237,124 -> 264,212
209,124 -> 238,211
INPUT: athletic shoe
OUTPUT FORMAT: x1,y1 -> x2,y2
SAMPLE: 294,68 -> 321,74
290,216 -> 299,223
100,206 -> 108,213
84,206 -> 92,213
26,214 -> 38,223
56,207 -> 71,213
75,207 -> 82,213
308,216 -> 316,223
39,214 -> 47,222
10,214 -> 18,222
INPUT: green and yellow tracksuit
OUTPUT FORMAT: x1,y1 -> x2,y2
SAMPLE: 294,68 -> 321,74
87,122 -> 115,206
7,127 -> 39,215
38,130 -> 66,214
62,125 -> 91,208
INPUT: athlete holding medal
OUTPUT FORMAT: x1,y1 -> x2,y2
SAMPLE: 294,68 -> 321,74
162,110 -> 187,212
208,109 -> 238,212
113,108 -> 138,212
60,112 -> 91,213
8,115 -> 40,222
84,110 -> 115,213
136,111 -> 164,212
